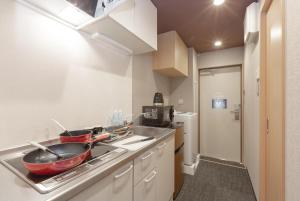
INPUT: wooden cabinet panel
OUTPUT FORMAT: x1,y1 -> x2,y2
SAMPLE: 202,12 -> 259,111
153,31 -> 188,77
175,33 -> 188,76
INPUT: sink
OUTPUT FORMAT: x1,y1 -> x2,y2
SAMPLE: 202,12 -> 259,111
132,126 -> 170,137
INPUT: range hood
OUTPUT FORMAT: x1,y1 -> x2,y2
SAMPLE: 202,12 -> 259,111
20,0 -> 94,27
20,0 -> 126,28
66,0 -> 99,17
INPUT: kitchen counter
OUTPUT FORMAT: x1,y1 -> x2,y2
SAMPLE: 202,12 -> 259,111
0,126 -> 175,201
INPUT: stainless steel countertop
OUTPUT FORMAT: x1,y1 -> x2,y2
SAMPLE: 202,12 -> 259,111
0,126 -> 175,201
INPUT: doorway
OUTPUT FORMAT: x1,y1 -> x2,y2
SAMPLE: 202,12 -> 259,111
199,66 -> 242,163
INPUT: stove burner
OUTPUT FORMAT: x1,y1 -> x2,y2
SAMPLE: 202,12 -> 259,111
1,143 -> 127,193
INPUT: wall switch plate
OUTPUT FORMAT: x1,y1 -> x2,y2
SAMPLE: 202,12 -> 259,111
256,68 -> 260,80
178,99 -> 184,105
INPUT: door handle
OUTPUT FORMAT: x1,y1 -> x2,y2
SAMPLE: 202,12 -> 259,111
114,165 -> 133,179
141,151 -> 154,161
230,109 -> 240,120
144,171 -> 157,183
157,143 -> 167,150
267,117 -> 270,134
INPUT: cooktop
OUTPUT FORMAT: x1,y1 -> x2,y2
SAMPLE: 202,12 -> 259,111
1,143 -> 127,194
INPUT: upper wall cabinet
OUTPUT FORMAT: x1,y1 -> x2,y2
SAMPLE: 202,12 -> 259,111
19,0 -> 157,54
153,31 -> 188,77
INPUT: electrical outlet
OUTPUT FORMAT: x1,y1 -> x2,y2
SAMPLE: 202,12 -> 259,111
178,99 -> 184,105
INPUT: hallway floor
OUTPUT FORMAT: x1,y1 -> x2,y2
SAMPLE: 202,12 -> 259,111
175,160 -> 257,201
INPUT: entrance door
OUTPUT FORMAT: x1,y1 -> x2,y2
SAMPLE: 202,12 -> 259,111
199,66 -> 241,162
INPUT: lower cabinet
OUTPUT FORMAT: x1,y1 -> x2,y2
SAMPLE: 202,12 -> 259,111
134,169 -> 157,201
68,135 -> 174,201
134,135 -> 175,201
68,162 -> 133,201
156,136 -> 175,201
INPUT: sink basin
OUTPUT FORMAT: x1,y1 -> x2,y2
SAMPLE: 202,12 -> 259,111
132,126 -> 171,137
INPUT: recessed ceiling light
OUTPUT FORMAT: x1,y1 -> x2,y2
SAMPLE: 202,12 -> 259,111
213,0 -> 225,6
214,40 -> 222,47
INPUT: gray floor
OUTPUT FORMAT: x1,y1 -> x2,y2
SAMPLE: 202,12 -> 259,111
175,160 -> 257,201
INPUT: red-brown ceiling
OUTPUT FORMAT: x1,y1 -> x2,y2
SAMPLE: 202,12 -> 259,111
151,0 -> 256,53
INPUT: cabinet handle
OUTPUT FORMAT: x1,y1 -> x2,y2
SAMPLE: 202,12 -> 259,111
141,151 -> 154,161
144,171 -> 157,183
157,142 -> 167,150
114,165 -> 133,179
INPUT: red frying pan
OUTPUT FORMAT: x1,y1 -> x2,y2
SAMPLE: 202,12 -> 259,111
22,143 -> 91,175
59,129 -> 110,143
59,130 -> 93,143
52,119 -> 109,144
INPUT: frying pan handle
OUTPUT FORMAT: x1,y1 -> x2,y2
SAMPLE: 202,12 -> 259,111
51,118 -> 67,131
92,133 -> 110,143
29,141 -> 48,151
29,141 -> 62,159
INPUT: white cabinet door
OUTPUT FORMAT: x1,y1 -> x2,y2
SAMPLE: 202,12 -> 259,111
111,162 -> 134,201
109,0 -> 135,32
109,0 -> 157,49
134,148 -> 155,185
155,136 -> 175,201
134,169 -> 157,201
68,162 -> 133,201
68,174 -> 110,201
133,0 -> 157,49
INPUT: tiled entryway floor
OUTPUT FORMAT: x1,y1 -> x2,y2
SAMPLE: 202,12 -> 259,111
175,160 -> 257,201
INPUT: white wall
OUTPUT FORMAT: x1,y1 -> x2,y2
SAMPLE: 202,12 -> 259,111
285,0 -> 300,200
0,0 -> 132,150
243,37 -> 260,198
170,48 -> 198,112
132,53 -> 171,117
197,46 -> 244,69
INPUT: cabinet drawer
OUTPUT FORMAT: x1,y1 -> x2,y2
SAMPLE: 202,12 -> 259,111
68,162 -> 133,201
134,148 -> 155,185
134,169 -> 157,201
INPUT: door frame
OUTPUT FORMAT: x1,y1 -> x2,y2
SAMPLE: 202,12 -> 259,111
198,64 -> 244,163
259,0 -> 285,200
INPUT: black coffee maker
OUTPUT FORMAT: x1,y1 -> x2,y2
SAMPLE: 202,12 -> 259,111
153,92 -> 164,106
